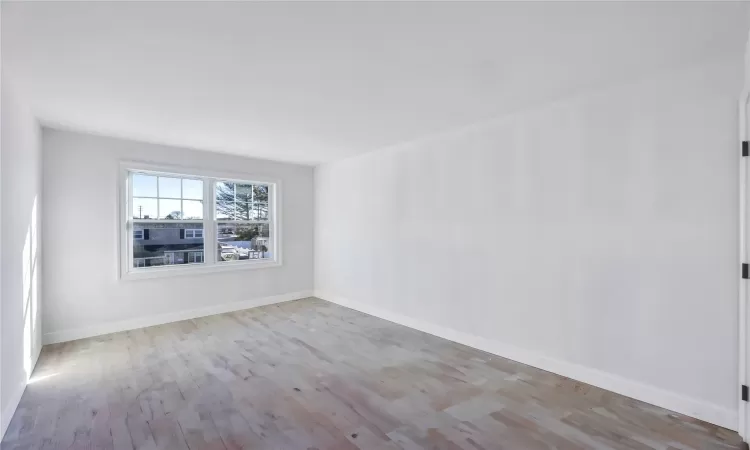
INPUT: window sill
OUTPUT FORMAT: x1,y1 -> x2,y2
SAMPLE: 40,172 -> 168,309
121,259 -> 281,281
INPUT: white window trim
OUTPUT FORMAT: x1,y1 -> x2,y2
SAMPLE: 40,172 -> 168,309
118,161 -> 282,281
185,229 -> 203,239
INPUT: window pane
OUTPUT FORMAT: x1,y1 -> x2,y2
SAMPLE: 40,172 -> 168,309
217,223 -> 271,262
158,177 -> 182,198
252,202 -> 269,221
235,183 -> 253,203
215,181 -> 270,221
159,199 -> 182,219
183,200 -> 203,220
132,174 -> 157,197
234,202 -> 253,221
133,223 -> 204,268
253,185 -> 269,202
132,198 -> 157,219
216,182 -> 235,219
216,204 -> 234,220
182,179 -> 203,200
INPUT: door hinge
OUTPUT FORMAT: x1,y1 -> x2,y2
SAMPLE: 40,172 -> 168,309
743,264 -> 748,279
743,141 -> 748,157
742,385 -> 748,401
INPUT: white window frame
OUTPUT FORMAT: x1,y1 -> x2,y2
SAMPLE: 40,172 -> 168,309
118,161 -> 281,280
185,229 -> 203,239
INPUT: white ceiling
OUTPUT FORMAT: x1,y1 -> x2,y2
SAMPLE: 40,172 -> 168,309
2,2 -> 748,165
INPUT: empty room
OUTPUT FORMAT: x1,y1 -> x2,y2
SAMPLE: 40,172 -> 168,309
2,1 -> 750,449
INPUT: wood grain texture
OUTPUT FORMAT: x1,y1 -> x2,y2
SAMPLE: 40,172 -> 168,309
1,298 -> 742,449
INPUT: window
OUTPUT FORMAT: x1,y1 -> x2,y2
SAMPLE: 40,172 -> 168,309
121,164 -> 278,279
188,251 -> 204,263
132,173 -> 203,220
216,181 -> 269,221
185,229 -> 203,239
215,181 -> 273,263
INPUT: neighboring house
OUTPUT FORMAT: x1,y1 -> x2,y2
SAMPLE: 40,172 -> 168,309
133,224 -> 204,267
134,224 -> 270,267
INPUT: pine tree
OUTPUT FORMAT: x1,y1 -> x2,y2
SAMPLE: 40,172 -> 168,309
216,182 -> 269,220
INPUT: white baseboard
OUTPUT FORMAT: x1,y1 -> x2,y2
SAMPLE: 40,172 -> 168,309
1,345 -> 41,441
314,290 -> 737,431
43,290 -> 314,345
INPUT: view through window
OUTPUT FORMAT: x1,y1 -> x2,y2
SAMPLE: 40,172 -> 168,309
215,181 -> 271,262
125,169 -> 275,276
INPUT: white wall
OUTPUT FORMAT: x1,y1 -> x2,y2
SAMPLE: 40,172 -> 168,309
315,56 -> 743,429
42,129 -> 313,342
1,76 -> 43,438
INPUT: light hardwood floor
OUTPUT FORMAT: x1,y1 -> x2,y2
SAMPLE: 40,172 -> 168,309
1,298 -> 742,450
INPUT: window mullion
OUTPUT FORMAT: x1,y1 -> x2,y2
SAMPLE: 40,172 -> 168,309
127,171 -> 133,272
156,176 -> 160,219
204,178 -> 216,265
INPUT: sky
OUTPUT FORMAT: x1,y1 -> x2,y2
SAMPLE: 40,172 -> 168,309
131,174 -> 267,220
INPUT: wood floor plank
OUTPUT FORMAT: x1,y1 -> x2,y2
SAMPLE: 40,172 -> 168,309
1,298 -> 742,450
